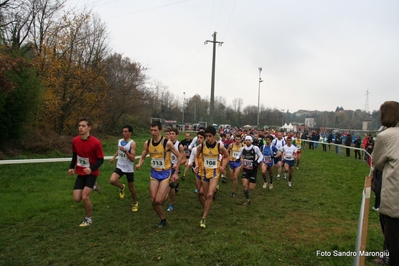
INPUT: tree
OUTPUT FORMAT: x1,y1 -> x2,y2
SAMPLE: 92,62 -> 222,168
101,53 -> 148,132
0,49 -> 41,146
36,11 -> 109,134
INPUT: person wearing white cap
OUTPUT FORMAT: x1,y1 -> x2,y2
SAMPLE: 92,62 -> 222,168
235,135 -> 263,204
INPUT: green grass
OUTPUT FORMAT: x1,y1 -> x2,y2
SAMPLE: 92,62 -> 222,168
0,139 -> 384,265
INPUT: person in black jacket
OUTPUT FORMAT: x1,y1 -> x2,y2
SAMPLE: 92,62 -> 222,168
354,136 -> 362,160
345,133 -> 352,157
372,169 -> 390,264
327,133 -> 333,151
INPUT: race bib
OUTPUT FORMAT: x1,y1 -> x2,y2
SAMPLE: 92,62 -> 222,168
204,157 -> 218,169
232,151 -> 240,158
118,151 -> 127,159
264,156 -> 272,164
285,156 -> 293,160
243,159 -> 253,170
151,158 -> 165,168
77,155 -> 90,167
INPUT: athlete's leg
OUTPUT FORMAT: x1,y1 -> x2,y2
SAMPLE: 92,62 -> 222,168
232,167 -> 240,193
196,177 -> 205,206
289,165 -> 294,182
110,172 -> 123,190
202,178 -> 218,219
150,178 -> 170,220
81,186 -> 94,218
125,171 -> 137,202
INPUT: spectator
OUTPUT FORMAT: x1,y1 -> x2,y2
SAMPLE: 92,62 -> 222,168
366,135 -> 375,167
321,134 -> 327,152
363,133 -> 370,162
345,133 -> 352,157
335,133 -> 342,156
371,168 -> 389,265
327,133 -> 333,151
372,100 -> 399,265
353,136 -> 362,160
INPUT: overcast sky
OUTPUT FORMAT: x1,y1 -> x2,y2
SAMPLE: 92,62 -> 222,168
68,0 -> 399,113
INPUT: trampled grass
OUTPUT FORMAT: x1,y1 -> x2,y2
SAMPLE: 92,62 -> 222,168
0,140 -> 384,266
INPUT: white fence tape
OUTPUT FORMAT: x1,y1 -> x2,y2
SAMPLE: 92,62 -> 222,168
0,155 -> 144,165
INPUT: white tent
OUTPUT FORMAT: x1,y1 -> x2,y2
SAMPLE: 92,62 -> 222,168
281,123 -> 294,131
286,123 -> 294,131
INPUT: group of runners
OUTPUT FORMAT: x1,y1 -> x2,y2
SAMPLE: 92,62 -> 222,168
68,118 -> 303,229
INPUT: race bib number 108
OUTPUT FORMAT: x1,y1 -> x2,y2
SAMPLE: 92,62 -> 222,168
204,157 -> 218,169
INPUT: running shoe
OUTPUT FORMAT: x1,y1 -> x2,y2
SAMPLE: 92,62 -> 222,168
277,174 -> 280,181
284,174 -> 287,180
243,199 -> 251,205
167,204 -> 174,212
263,182 -> 268,189
132,202 -> 138,212
181,175 -> 186,181
194,188 -> 198,193
93,182 -> 101,193
296,167 -> 299,170
119,184 -> 125,199
288,182 -> 292,187
222,178 -> 227,183
269,183 -> 274,190
231,192 -> 236,198
158,220 -> 167,227
79,218 -> 92,227
200,219 -> 206,229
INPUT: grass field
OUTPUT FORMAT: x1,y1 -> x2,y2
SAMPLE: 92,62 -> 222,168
0,135 -> 384,265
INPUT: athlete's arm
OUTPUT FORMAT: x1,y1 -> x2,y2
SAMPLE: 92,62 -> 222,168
124,141 -> 137,162
135,141 -> 149,170
178,144 -> 187,165
188,147 -> 197,166
194,143 -> 202,173
68,152 -> 77,175
188,136 -> 197,150
167,139 -> 181,181
89,158 -> 104,173
219,145 -> 229,171
254,146 -> 264,164
110,150 -> 118,164
235,147 -> 244,161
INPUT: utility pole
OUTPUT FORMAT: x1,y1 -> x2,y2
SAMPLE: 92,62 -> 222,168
257,67 -> 263,129
205,32 -> 223,126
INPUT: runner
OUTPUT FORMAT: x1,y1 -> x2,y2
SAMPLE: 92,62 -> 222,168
271,132 -> 285,180
109,125 -> 138,212
180,132 -> 192,181
68,117 -> 104,227
261,135 -> 279,189
166,128 -> 186,212
292,132 -> 302,170
135,121 -> 182,227
281,136 -> 298,187
188,131 -> 206,206
235,136 -> 263,204
227,134 -> 243,197
194,126 -> 229,229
